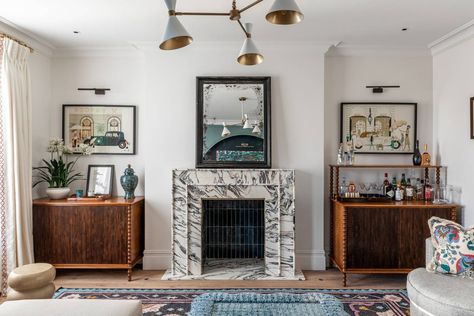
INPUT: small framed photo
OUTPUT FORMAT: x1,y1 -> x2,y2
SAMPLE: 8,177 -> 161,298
62,104 -> 136,155
86,165 -> 115,197
340,102 -> 417,154
470,97 -> 474,139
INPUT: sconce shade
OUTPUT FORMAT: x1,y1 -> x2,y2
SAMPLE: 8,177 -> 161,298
266,0 -> 304,25
221,123 -> 231,137
160,16 -> 193,50
252,125 -> 261,135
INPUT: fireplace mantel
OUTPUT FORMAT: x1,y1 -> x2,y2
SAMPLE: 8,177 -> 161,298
169,169 -> 298,280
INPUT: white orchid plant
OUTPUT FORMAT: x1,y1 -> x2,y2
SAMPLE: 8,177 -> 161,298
33,138 -> 92,188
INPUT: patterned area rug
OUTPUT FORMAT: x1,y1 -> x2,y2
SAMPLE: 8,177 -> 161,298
54,288 -> 410,316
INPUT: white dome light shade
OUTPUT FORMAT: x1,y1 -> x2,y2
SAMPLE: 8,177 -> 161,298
221,123 -> 231,137
160,16 -> 193,50
266,0 -> 304,25
252,125 -> 261,135
237,23 -> 263,66
243,115 -> 252,129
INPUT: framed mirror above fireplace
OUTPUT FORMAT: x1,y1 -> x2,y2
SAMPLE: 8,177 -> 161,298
196,76 -> 271,168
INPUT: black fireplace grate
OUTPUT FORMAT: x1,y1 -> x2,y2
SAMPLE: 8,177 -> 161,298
203,199 -> 265,260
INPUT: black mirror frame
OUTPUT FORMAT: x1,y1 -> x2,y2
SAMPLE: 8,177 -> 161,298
196,76 -> 272,169
86,164 -> 115,197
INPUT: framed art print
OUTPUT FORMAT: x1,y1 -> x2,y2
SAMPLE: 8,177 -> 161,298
62,105 -> 136,155
340,102 -> 417,154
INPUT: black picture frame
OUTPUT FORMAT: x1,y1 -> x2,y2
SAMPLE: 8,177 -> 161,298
62,104 -> 137,155
340,102 -> 418,154
196,76 -> 272,168
86,164 -> 115,197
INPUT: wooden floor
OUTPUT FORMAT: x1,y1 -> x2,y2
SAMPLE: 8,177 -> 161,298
54,268 -> 407,290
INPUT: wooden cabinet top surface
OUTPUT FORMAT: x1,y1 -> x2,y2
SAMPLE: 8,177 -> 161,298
333,199 -> 459,209
33,196 -> 144,207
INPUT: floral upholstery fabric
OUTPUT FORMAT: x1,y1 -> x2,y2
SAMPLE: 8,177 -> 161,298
427,217 -> 474,276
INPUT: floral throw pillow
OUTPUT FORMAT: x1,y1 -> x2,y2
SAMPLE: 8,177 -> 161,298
427,217 -> 474,276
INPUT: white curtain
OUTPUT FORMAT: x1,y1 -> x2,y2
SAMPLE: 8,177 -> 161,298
0,37 -> 34,294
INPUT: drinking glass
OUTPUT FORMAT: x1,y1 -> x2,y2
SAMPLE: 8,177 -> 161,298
433,186 -> 448,204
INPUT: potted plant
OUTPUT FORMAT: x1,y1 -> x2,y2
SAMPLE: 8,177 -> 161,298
33,138 -> 92,199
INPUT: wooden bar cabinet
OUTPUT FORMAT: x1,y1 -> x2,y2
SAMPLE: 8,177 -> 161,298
329,165 -> 458,286
33,197 -> 144,281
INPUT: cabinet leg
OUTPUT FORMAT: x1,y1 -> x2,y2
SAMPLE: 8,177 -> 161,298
343,273 -> 347,287
128,268 -> 132,281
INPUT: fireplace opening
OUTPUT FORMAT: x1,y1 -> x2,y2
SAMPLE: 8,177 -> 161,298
202,199 -> 264,264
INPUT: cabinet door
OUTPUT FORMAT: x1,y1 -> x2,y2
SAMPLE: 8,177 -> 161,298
346,208 -> 400,269
399,208 -> 454,268
34,205 -> 128,264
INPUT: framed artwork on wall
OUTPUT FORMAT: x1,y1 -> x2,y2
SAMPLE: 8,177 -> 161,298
340,102 -> 417,154
470,97 -> 474,139
196,76 -> 271,168
62,105 -> 136,155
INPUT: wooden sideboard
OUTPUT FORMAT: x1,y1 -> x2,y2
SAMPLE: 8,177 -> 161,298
331,200 -> 457,286
33,197 -> 144,281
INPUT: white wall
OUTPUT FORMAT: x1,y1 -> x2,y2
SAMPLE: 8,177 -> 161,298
324,50 -> 433,255
433,27 -> 474,226
50,53 -> 146,197
142,42 -> 329,270
48,43 -> 329,270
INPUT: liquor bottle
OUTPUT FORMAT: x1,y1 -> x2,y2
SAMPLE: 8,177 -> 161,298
424,175 -> 433,201
405,178 -> 414,201
413,140 -> 422,166
400,174 -> 407,191
339,177 -> 348,197
421,144 -> 431,166
416,179 -> 425,200
337,143 -> 344,165
391,177 -> 397,200
395,183 -> 403,201
383,173 -> 391,196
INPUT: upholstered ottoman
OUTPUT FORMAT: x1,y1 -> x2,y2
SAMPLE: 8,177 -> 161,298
0,299 -> 142,316
407,268 -> 474,316
7,263 -> 56,300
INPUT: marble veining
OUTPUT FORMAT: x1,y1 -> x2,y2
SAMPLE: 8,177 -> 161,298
168,169 -> 300,280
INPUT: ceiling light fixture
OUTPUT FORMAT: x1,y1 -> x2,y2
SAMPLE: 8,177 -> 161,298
222,122 -> 231,137
159,0 -> 304,65
252,124 -> 261,135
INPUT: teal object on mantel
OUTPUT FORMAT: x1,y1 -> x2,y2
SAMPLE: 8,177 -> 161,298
120,164 -> 138,200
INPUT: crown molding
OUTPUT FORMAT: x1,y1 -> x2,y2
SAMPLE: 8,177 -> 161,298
429,19 -> 474,56
0,17 -> 55,57
326,44 -> 431,57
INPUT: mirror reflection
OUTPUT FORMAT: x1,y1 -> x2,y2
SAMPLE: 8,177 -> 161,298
86,165 -> 114,197
203,83 -> 265,162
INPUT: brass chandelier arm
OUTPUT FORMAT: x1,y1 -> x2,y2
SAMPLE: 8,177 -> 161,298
175,12 -> 230,16
239,0 -> 264,13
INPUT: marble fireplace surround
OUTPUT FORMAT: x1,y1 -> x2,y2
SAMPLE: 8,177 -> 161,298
168,169 -> 299,280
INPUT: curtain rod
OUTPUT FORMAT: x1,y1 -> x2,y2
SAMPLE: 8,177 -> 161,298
0,33 -> 34,53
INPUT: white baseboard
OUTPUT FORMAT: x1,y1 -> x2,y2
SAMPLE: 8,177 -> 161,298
143,249 -> 327,271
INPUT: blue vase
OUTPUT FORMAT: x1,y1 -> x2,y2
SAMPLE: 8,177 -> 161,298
120,164 -> 138,200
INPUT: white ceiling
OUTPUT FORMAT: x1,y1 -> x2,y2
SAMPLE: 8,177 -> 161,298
1,0 -> 473,49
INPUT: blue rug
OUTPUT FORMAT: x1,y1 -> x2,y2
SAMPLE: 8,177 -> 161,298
189,292 -> 348,316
